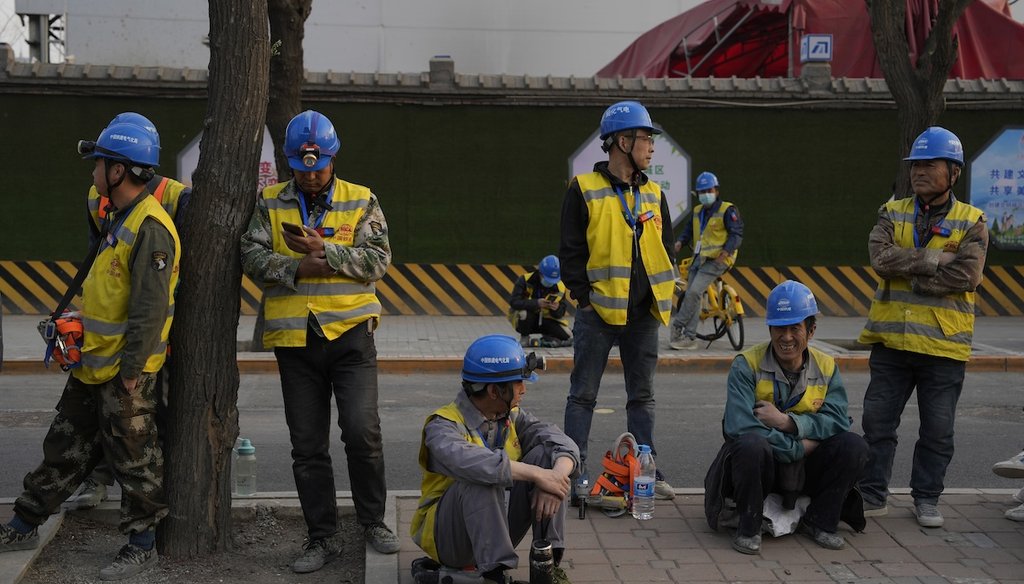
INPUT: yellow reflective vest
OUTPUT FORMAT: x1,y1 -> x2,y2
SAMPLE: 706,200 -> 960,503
691,201 -> 737,268
261,179 -> 382,348
859,196 -> 984,362
75,195 -> 180,384
507,271 -> 569,328
577,173 -> 675,325
411,402 -> 523,561
742,343 -> 834,415
88,175 -> 188,228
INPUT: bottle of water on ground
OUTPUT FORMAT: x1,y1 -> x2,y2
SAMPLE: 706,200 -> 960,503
632,444 -> 656,520
234,438 -> 257,496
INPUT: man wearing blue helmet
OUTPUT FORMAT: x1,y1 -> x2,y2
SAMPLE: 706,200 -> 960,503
68,112 -> 193,513
411,335 -> 579,584
507,255 -> 572,348
705,281 -> 867,555
670,171 -> 744,350
560,100 -> 677,502
1,117 -> 180,580
858,126 -> 989,528
241,110 -> 398,571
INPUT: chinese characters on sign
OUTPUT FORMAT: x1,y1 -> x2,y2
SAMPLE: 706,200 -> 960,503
969,127 -> 1024,251
568,126 -> 692,228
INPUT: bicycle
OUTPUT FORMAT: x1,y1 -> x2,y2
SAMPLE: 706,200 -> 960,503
672,257 -> 745,350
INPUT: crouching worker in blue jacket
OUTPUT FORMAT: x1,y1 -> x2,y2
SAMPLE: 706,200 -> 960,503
411,335 -> 579,584
705,281 -> 868,555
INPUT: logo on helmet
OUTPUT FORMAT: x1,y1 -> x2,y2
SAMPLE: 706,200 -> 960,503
109,134 -> 140,144
481,357 -> 511,364
775,298 -> 792,312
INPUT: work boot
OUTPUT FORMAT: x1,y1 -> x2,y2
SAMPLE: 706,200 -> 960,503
797,520 -> 845,550
364,522 -> 400,554
0,523 -> 39,552
913,502 -> 944,528
65,477 -> 108,510
98,543 -> 157,581
292,537 -> 338,573
731,532 -> 761,554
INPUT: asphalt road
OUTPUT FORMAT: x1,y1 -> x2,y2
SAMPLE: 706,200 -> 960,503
1,371 -> 1022,500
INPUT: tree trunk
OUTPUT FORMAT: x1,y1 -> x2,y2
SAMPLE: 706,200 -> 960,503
866,0 -> 973,199
267,0 -> 312,181
160,0 -> 270,557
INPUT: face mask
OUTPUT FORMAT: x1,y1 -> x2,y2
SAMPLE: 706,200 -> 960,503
698,192 -> 716,206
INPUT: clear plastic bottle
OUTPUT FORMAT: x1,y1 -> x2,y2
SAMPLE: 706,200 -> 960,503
234,438 -> 257,496
231,437 -> 243,496
632,444 -> 656,520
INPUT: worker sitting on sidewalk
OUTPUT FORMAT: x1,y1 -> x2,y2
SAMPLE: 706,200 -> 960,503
704,281 -> 867,554
507,255 -> 572,348
411,334 -> 579,584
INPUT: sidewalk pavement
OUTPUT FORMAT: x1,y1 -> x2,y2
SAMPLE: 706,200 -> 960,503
2,314 -> 1024,582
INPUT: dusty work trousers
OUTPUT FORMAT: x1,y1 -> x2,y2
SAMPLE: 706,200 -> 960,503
719,432 -> 867,538
274,320 -> 387,539
15,373 -> 167,534
512,311 -> 572,341
433,445 -> 567,573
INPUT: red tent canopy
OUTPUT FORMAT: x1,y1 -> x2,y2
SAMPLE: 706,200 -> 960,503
597,0 -> 1024,79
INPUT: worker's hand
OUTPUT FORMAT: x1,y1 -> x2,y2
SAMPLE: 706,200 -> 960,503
538,299 -> 554,310
121,376 -> 138,393
714,251 -> 730,264
531,489 -> 564,522
801,439 -> 819,456
938,251 -> 956,266
673,241 -> 682,254
549,300 -> 560,311
296,251 -> 334,279
534,466 -> 571,500
753,400 -> 788,430
283,225 -> 325,255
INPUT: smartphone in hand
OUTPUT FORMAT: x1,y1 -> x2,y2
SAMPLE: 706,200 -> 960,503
282,222 -> 305,236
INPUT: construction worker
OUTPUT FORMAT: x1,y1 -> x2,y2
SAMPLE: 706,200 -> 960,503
0,117 -> 180,580
704,281 -> 867,554
507,255 -> 572,348
67,111 -> 192,512
240,110 -> 399,573
670,171 -> 743,350
410,335 -> 578,584
559,100 -> 676,503
858,126 -> 989,528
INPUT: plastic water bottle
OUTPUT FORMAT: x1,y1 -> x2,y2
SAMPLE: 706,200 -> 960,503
234,438 -> 257,496
231,437 -> 242,495
632,444 -> 656,520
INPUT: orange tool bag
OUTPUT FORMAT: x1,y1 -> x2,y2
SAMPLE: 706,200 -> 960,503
40,312 -> 84,371
588,432 -> 640,517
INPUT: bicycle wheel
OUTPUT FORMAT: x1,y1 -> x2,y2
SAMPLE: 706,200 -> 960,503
721,290 -> 744,350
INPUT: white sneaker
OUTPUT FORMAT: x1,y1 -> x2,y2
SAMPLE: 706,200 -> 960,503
1014,486 -> 1024,504
992,450 -> 1024,478
1006,503 -> 1024,522
669,337 -> 699,351
913,502 -> 944,528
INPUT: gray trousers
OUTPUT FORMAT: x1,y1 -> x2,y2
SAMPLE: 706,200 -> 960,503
434,445 -> 567,573
671,257 -> 728,338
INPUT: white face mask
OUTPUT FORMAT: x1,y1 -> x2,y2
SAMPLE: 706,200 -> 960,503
698,192 -> 716,206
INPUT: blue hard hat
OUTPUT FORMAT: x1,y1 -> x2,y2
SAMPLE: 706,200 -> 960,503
538,255 -> 560,288
765,280 -> 818,326
109,112 -> 160,146
695,171 -> 719,192
285,110 -> 341,172
599,101 -> 662,140
904,126 -> 964,166
462,335 -> 538,384
83,121 -> 161,168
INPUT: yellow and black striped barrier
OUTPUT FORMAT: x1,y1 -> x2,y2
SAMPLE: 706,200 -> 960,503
2,261 -> 1022,317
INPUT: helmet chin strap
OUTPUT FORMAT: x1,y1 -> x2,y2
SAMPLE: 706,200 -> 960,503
616,129 -> 643,184
103,158 -> 127,196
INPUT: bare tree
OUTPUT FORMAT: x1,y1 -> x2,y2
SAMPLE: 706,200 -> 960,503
267,0 -> 312,181
867,0 -> 973,198
161,0 -> 270,556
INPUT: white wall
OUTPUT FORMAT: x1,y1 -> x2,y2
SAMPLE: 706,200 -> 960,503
5,0 -> 1024,75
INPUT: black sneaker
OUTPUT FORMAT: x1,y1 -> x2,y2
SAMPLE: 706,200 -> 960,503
0,523 -> 39,553
292,537 -> 337,573
98,543 -> 158,581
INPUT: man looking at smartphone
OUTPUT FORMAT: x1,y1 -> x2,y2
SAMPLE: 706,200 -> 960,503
507,255 -> 573,348
241,110 -> 399,573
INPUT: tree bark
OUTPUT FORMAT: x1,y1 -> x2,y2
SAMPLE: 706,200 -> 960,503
267,0 -> 312,181
867,0 -> 973,199
160,0 -> 270,556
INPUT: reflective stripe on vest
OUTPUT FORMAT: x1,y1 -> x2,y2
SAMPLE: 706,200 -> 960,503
577,173 -> 675,325
261,178 -> 381,348
410,402 -> 523,561
507,271 -> 569,328
74,195 -> 180,384
858,197 -> 983,361
741,343 -> 834,414
691,201 -> 737,268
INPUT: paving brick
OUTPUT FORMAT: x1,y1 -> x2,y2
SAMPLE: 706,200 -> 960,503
648,531 -> 701,550
756,544 -> 816,564
857,546 -> 920,563
653,547 -> 712,564
718,561 -> 782,581
957,546 -> 1020,563
596,531 -> 654,549
906,545 -> 965,563
769,564 -> 832,581
666,564 -> 725,582
612,564 -> 673,581
927,561 -> 995,579
563,548 -> 611,565
845,561 -> 886,579
874,562 -> 937,577
606,548 -> 659,565
983,562 -> 1024,579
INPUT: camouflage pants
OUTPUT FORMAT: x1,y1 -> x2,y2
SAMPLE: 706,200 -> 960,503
15,372 -> 168,534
